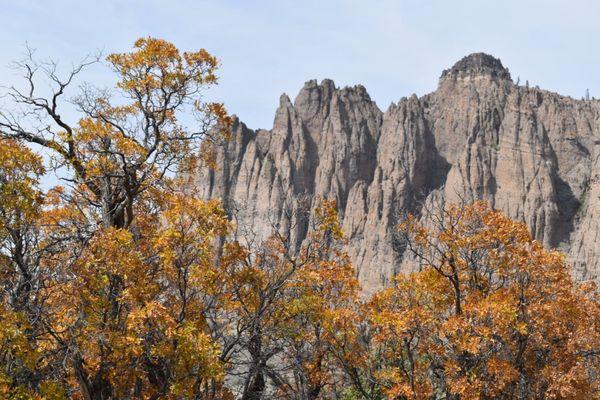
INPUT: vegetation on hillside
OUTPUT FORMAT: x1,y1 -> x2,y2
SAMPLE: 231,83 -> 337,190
0,39 -> 598,400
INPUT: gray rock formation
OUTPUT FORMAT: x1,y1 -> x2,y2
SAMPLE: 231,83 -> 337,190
194,53 -> 600,293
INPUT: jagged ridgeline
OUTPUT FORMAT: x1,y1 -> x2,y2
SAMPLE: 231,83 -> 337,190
194,53 -> 600,292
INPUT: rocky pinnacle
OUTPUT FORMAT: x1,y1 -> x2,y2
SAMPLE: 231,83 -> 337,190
194,53 -> 600,293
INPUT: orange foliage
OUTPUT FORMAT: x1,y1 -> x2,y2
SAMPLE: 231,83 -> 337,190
354,201 -> 600,400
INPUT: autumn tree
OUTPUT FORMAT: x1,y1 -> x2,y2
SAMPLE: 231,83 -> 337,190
49,193 -> 234,399
0,140 -> 45,313
210,206 -> 323,400
0,139 -> 58,397
0,38 -> 234,399
346,201 -> 600,400
0,38 -> 230,231
197,199 -> 360,400
270,200 -> 359,400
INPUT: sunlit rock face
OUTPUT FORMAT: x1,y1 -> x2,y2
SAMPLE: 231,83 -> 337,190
194,53 -> 600,293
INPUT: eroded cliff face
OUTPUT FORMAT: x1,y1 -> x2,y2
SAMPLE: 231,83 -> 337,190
195,53 -> 600,292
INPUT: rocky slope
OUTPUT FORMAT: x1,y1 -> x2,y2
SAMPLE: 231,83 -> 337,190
194,53 -> 600,292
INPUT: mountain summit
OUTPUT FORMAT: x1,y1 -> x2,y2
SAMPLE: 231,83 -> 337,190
441,52 -> 512,81
194,55 -> 600,292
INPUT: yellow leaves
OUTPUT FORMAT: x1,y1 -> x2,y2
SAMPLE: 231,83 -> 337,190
160,195 -> 229,235
76,118 -> 147,174
0,140 -> 45,228
314,199 -> 345,241
375,368 -> 413,399
72,38 -> 232,195
0,139 -> 45,176
358,202 -> 600,399
38,381 -> 67,400
239,199 -> 364,396
79,228 -> 141,289
198,140 -> 219,170
207,102 -> 233,135
184,47 -> 218,71
109,38 -> 181,87
0,307 -> 60,399
399,214 -> 430,248
155,196 -> 230,294
107,37 -> 219,94
0,37 -> 239,398
40,195 -> 235,397
168,324 -> 224,397
132,37 -> 181,58
0,307 -> 38,370
114,135 -> 144,157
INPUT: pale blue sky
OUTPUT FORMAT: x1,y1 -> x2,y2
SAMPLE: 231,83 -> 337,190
1,0 -> 599,129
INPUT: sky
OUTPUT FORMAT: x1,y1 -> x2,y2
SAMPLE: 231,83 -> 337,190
0,0 -> 599,130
